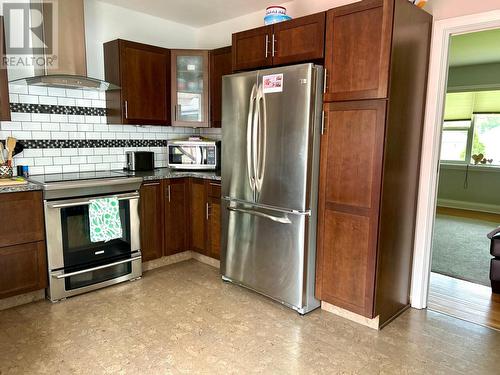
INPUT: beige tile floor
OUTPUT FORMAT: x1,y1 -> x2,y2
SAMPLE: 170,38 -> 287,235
1,260 -> 499,374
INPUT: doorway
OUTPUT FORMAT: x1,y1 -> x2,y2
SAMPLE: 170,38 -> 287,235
411,11 -> 500,331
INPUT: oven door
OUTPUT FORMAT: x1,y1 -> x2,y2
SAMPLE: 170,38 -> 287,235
44,192 -> 141,300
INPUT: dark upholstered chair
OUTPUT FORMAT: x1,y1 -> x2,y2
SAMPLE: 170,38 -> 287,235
487,227 -> 500,293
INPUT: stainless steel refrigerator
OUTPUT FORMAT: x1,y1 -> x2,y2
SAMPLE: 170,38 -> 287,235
221,63 -> 323,314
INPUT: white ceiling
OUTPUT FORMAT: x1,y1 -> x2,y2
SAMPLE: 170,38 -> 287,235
97,0 -> 283,27
449,28 -> 500,67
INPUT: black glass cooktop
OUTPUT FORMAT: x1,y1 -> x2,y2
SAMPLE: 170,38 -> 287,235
29,170 -> 128,184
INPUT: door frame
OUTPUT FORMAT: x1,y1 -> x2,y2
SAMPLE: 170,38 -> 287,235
410,10 -> 500,309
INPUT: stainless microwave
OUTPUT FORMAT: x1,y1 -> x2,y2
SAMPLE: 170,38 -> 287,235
167,139 -> 220,170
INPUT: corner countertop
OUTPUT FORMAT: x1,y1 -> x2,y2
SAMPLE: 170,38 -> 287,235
0,182 -> 43,194
123,168 -> 221,182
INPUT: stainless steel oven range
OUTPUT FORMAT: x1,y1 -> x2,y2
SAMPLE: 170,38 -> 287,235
29,171 -> 143,302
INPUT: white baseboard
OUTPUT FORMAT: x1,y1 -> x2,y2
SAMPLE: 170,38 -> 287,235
437,199 -> 500,214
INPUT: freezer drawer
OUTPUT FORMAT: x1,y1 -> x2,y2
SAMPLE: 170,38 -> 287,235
221,199 -> 309,311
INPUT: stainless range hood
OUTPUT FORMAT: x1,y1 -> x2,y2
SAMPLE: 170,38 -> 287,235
9,0 -> 118,91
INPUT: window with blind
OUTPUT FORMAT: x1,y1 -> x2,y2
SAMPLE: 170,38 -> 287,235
441,91 -> 500,166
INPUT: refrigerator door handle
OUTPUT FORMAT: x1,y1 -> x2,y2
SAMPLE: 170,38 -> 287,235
227,206 -> 292,224
247,84 -> 258,192
255,83 -> 267,192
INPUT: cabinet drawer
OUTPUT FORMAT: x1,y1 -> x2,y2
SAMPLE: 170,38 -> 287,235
0,191 -> 44,248
208,181 -> 221,198
0,241 -> 47,299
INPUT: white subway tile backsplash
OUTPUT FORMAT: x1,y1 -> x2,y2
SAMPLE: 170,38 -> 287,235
53,157 -> 71,165
43,149 -> 61,157
9,84 -> 28,94
61,149 -> 79,156
11,112 -> 31,122
66,89 -> 83,99
44,165 -> 63,174
5,84 -> 205,175
38,96 -> 58,106
68,115 -> 85,123
35,157 -> 53,166
28,86 -> 48,96
1,122 -> 22,130
70,156 -> 87,164
87,155 -> 103,164
22,122 -> 42,131
50,114 -> 68,123
63,165 -> 79,173
58,97 -> 76,106
31,113 -> 51,122
11,131 -> 32,139
29,166 -> 45,175
83,91 -> 99,100
78,148 -> 94,156
41,123 -> 60,131
76,99 -> 92,107
48,87 -> 66,97
79,164 -> 95,172
52,132 -> 69,140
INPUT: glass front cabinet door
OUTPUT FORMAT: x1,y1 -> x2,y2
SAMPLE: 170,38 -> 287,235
171,50 -> 210,127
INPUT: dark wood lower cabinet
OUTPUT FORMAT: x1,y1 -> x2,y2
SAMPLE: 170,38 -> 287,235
0,241 -> 47,299
164,179 -> 188,256
207,182 -> 222,260
189,179 -> 208,255
139,181 -> 164,262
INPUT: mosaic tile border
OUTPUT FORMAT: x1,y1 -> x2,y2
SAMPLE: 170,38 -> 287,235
13,139 -> 168,149
10,103 -> 107,116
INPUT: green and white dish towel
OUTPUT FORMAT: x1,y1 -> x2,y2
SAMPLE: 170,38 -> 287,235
89,197 -> 123,243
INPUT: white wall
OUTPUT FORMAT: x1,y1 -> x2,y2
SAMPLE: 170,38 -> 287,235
84,0 -> 199,80
426,0 -> 500,20
196,0 -> 359,49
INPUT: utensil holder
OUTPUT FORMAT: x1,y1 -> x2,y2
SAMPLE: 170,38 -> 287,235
0,165 -> 13,179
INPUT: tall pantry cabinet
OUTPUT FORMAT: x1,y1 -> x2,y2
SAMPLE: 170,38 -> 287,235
315,0 -> 432,327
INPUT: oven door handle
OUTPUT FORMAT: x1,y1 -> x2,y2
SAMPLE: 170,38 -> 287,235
52,255 -> 142,279
47,192 -> 139,209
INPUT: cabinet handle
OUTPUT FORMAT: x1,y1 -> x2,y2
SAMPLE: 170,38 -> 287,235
143,182 -> 160,187
124,100 -> 129,119
272,34 -> 276,57
174,105 -> 177,121
265,34 -> 269,58
206,202 -> 210,220
167,185 -> 171,202
209,182 -> 221,187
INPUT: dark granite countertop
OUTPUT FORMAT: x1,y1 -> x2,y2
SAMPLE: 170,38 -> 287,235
121,168 -> 221,182
0,182 -> 43,194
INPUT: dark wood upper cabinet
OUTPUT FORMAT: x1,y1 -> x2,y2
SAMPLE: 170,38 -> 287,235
140,181 -> 164,262
232,13 -> 326,71
324,0 -> 393,101
164,179 -> 188,256
209,46 -> 232,128
232,25 -> 273,72
272,12 -> 326,66
316,0 -> 432,327
0,16 -> 10,121
171,49 -> 210,127
104,39 -> 171,125
188,178 -> 207,255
